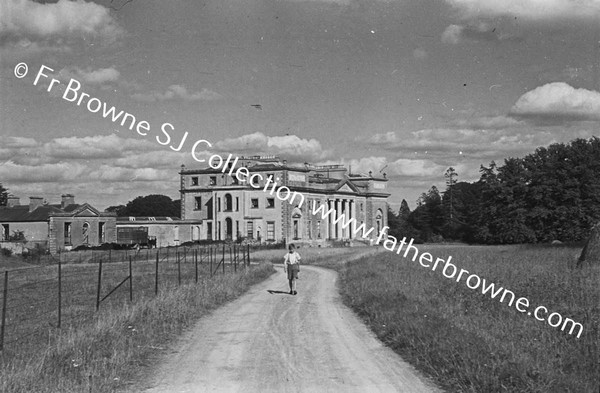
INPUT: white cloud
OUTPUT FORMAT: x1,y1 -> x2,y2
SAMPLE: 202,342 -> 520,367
444,0 -> 600,21
42,134 -> 161,159
132,85 -> 223,102
0,0 -> 123,43
442,25 -> 464,44
413,48 -> 428,60
389,159 -> 447,177
214,132 -> 331,162
510,82 -> 600,121
3,136 -> 39,148
0,160 -> 88,182
60,67 -> 121,85
369,128 -> 563,159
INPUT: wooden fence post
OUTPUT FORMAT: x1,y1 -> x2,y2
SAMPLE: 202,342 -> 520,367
129,256 -> 133,302
155,252 -> 159,295
96,257 -> 103,311
58,258 -> 62,328
0,271 -> 8,350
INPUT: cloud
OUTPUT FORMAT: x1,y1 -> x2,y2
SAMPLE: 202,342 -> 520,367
450,115 -> 523,129
441,23 -> 511,44
0,160 -> 88,183
0,0 -> 123,44
444,0 -> 600,21
214,132 -> 331,162
60,67 -> 121,85
42,134 -> 161,160
441,25 -> 464,44
510,82 -> 600,122
368,128 -> 563,160
413,48 -> 428,60
132,85 -> 223,102
3,136 -> 39,148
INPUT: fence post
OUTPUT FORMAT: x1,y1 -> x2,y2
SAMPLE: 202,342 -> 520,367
232,245 -> 236,273
247,244 -> 250,267
177,252 -> 181,286
58,257 -> 62,328
222,244 -> 225,275
0,271 -> 8,351
96,257 -> 103,311
195,249 -> 198,283
210,247 -> 213,277
155,252 -> 159,295
129,256 -> 133,302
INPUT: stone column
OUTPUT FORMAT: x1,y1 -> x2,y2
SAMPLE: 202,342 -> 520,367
333,199 -> 338,239
342,199 -> 348,239
328,199 -> 333,240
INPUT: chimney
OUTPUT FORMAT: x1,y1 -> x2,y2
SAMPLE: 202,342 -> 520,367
7,195 -> 20,207
61,194 -> 75,209
29,196 -> 44,212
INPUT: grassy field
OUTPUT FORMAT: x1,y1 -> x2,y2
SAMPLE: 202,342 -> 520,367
331,244 -> 599,392
0,257 -> 274,392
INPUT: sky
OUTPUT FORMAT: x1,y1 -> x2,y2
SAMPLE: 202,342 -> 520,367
1,0 -> 599,211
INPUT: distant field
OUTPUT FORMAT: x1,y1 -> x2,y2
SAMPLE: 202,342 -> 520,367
333,244 -> 599,392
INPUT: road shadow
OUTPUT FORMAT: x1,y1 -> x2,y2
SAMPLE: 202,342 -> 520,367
267,290 -> 292,295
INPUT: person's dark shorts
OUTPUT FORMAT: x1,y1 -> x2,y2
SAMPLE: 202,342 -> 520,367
287,264 -> 299,280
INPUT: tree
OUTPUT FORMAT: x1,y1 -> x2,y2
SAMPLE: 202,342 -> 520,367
410,186 -> 444,242
444,167 -> 458,221
0,183 -> 8,206
106,195 -> 181,217
105,204 -> 127,216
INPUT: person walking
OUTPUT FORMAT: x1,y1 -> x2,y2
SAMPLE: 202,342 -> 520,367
283,243 -> 301,295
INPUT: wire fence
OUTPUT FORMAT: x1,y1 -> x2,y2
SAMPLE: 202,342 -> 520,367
0,244 -> 252,353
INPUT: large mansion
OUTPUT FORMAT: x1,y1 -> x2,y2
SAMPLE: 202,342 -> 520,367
180,156 -> 390,246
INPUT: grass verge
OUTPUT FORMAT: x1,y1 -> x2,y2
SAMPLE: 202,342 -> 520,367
335,245 -> 599,392
0,262 -> 274,393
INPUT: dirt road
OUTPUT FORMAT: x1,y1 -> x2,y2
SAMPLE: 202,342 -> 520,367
139,265 -> 441,393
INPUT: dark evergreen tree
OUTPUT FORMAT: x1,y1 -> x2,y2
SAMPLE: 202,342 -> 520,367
0,183 -> 8,206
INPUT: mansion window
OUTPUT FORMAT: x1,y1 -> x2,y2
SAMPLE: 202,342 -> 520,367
224,194 -> 233,211
191,176 -> 199,186
267,221 -> 275,240
266,198 -> 275,209
194,196 -> 202,210
247,221 -> 254,238
251,198 -> 259,209
209,176 -> 217,186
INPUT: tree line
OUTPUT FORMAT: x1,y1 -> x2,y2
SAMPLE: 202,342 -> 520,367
388,137 -> 600,244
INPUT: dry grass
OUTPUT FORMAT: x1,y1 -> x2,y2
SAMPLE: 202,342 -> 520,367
0,262 -> 274,393
334,244 -> 599,392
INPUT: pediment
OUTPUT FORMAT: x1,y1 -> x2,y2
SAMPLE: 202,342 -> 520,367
335,180 -> 359,194
75,208 -> 98,217
338,184 -> 354,193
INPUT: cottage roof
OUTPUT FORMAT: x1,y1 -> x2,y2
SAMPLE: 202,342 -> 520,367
0,205 -> 65,222
0,202 -> 113,222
